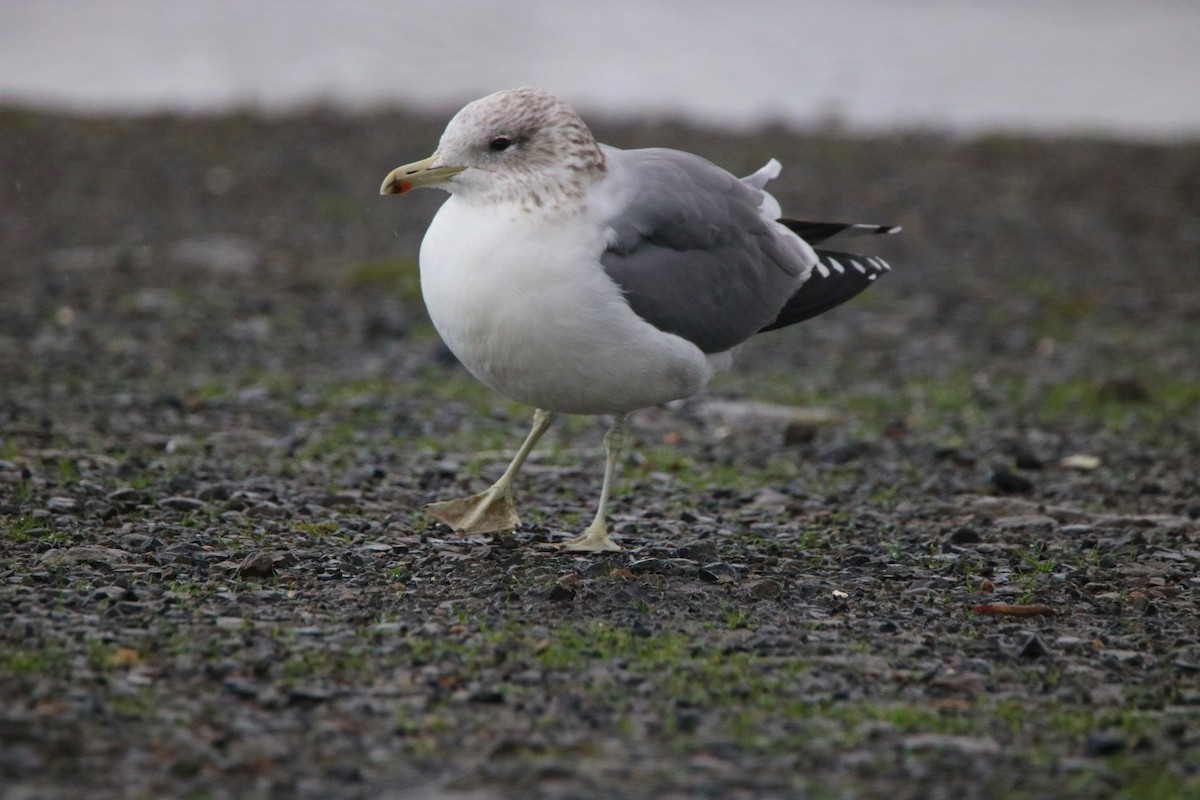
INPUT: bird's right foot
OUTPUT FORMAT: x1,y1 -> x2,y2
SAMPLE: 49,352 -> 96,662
424,486 -> 520,535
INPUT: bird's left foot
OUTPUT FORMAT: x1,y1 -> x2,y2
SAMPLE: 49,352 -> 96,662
556,522 -> 622,553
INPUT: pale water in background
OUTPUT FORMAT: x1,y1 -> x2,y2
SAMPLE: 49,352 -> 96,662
2,0 -> 1198,138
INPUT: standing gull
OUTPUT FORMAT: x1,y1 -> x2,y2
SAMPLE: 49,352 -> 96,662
381,87 -> 897,552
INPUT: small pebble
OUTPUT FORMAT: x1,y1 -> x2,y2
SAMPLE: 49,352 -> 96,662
1083,732 -> 1126,757
1018,633 -> 1049,659
988,466 -> 1034,494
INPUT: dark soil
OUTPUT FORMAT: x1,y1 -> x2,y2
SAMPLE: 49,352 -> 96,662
1,105 -> 1199,800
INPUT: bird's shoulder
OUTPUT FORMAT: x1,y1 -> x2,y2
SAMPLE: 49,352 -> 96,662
591,145 -> 769,254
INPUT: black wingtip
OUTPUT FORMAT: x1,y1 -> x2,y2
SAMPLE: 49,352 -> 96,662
780,219 -> 901,245
759,249 -> 892,334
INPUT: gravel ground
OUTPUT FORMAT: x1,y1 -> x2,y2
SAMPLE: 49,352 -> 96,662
1,106 -> 1199,800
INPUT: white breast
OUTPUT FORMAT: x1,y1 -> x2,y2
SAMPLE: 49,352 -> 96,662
419,197 -> 713,415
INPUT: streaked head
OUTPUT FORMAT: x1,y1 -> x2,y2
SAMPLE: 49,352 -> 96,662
380,87 -> 606,208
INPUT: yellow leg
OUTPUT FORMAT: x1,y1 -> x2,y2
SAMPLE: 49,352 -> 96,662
559,414 -> 626,552
425,409 -> 554,534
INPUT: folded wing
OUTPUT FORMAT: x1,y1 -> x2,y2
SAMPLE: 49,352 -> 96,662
597,148 -> 811,354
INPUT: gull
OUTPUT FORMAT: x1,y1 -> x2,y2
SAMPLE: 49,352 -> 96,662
381,87 -> 897,552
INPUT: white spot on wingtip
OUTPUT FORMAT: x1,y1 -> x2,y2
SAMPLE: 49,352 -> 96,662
867,273 -> 878,281
850,260 -> 867,274
827,257 -> 845,274
815,263 -> 830,278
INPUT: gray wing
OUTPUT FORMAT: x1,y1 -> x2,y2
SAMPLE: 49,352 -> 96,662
597,147 -> 810,354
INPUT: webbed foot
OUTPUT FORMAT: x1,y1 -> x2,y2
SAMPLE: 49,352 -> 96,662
424,486 -> 520,534
556,521 -> 622,552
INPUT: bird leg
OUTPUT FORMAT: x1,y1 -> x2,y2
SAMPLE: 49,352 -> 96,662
425,408 -> 554,535
558,414 -> 627,553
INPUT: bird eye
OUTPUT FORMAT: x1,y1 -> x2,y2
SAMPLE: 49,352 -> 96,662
489,136 -> 512,152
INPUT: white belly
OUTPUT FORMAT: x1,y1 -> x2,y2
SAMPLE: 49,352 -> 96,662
419,198 -> 712,415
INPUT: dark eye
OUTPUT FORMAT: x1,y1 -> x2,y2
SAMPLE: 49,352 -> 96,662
489,136 -> 512,152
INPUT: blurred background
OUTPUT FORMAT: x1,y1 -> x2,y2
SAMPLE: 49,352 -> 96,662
3,0 -> 1199,138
